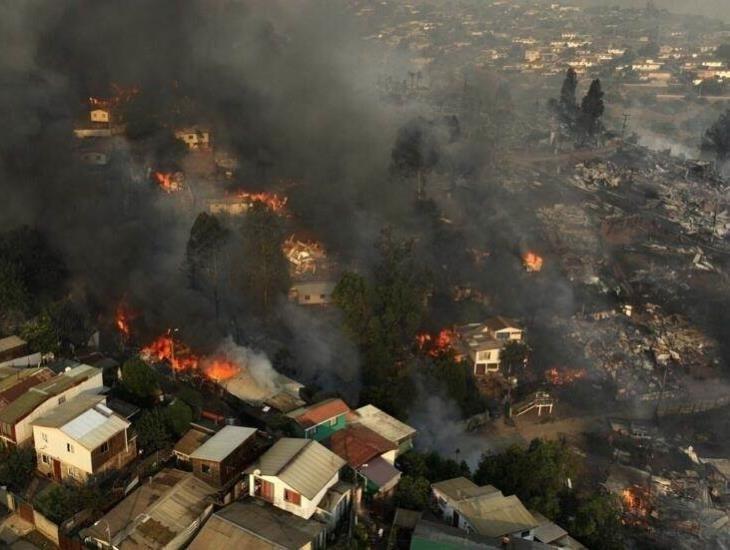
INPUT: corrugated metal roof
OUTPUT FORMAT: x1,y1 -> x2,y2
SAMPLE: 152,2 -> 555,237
354,404 -> 416,444
0,336 -> 26,354
457,494 -> 538,538
286,398 -> 350,428
189,426 -> 256,462
246,438 -> 345,500
173,429 -> 211,458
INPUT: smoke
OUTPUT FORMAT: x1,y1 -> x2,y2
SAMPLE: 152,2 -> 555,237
408,388 -> 488,468
214,336 -> 279,393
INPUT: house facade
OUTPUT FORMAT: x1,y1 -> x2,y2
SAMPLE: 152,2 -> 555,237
455,316 -> 524,375
33,394 -> 136,482
246,438 -> 347,522
189,425 -> 258,488
175,127 -> 210,149
0,364 -> 103,447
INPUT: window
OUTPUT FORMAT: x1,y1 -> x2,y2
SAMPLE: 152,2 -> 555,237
66,443 -> 74,454
58,396 -> 66,405
42,433 -> 48,443
496,332 -> 509,340
41,454 -> 49,464
100,442 -> 109,454
328,417 -> 338,427
284,489 -> 301,505
201,464 -> 211,474
304,295 -> 311,301
320,294 -> 326,300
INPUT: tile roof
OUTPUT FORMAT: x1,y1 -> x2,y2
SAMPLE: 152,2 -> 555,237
286,398 -> 351,428
246,438 -> 345,500
189,426 -> 256,462
330,424 -> 397,467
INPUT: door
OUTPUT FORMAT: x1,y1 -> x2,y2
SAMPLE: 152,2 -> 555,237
260,480 -> 274,502
53,459 -> 62,481
452,510 -> 460,528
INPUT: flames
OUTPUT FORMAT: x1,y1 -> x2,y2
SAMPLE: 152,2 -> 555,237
115,302 -> 136,340
416,329 -> 458,357
140,332 -> 241,382
522,251 -> 544,272
230,190 -> 288,214
89,83 -> 140,109
621,486 -> 650,526
545,367 -> 587,385
154,172 -> 183,193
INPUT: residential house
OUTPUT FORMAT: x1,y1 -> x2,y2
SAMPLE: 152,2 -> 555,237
286,398 -> 350,441
173,427 -> 212,464
288,281 -> 337,306
0,367 -> 55,410
175,127 -> 211,149
189,425 -> 258,489
33,393 -> 136,482
245,438 -> 348,525
352,404 -> 417,456
455,317 -> 524,375
81,468 -> 216,550
409,519 -> 556,549
0,364 -> 103,447
0,335 -> 42,368
188,499 -> 327,550
330,424 -> 401,497
431,477 -> 539,539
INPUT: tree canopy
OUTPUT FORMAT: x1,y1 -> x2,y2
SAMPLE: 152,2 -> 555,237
120,358 -> 160,402
702,109 -> 730,161
578,79 -> 605,145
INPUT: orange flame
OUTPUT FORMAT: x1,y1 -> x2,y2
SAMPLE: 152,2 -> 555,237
89,83 -> 140,109
545,367 -> 587,385
154,172 -> 183,193
522,251 -> 544,272
416,329 -> 458,357
230,190 -> 288,214
140,332 -> 240,382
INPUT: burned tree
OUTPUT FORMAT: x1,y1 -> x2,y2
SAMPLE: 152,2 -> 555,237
551,68 -> 579,131
578,79 -> 605,146
701,109 -> 730,162
391,118 -> 439,199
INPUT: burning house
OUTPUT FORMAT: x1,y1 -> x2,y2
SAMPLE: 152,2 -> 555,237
284,235 -> 339,307
175,126 -> 211,150
453,317 -> 525,376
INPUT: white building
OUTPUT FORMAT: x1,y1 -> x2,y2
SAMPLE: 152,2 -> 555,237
33,393 -> 135,482
455,316 -> 524,375
245,438 -> 348,522
175,127 -> 211,149
0,364 -> 103,447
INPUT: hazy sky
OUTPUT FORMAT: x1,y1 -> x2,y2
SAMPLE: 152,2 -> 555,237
582,0 -> 730,21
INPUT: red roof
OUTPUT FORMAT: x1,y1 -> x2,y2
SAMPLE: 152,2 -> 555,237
330,424 -> 397,468
288,398 -> 351,428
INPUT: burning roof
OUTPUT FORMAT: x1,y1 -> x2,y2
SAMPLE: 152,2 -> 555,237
283,235 -> 330,277
522,251 -> 544,272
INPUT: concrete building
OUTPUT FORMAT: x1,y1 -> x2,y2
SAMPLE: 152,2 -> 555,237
33,393 -> 135,482
0,364 -> 103,447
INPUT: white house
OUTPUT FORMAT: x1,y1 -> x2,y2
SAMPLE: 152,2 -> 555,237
33,393 -> 135,482
455,317 -> 524,375
175,127 -> 211,149
431,477 -> 538,539
0,364 -> 103,447
245,438 -> 347,522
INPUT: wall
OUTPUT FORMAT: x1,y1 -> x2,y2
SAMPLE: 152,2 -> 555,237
302,414 -> 346,442
91,430 -> 129,471
15,372 -> 103,444
250,471 -> 340,520
34,426 -> 92,475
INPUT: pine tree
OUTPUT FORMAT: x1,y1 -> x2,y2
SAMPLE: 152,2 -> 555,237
578,79 -> 605,145
558,68 -> 579,129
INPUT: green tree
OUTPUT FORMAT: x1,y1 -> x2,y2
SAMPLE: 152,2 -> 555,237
135,409 -> 171,451
237,202 -> 290,314
426,353 -> 486,418
702,109 -> 730,161
578,79 -> 605,145
398,450 -> 471,482
474,439 -> 579,519
565,492 -> 624,550
394,475 -> 431,511
121,358 -> 160,402
33,481 -> 104,524
0,447 -> 36,493
186,212 -> 229,298
177,386 -> 204,419
332,272 -> 372,346
0,259 -> 29,313
557,67 -> 579,129
166,399 -> 192,436
20,311 -> 60,353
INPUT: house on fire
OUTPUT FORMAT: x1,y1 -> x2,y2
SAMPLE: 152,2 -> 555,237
33,393 -> 136,483
175,126 -> 211,150
0,364 -> 103,447
454,316 -> 524,375
244,437 -> 351,531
